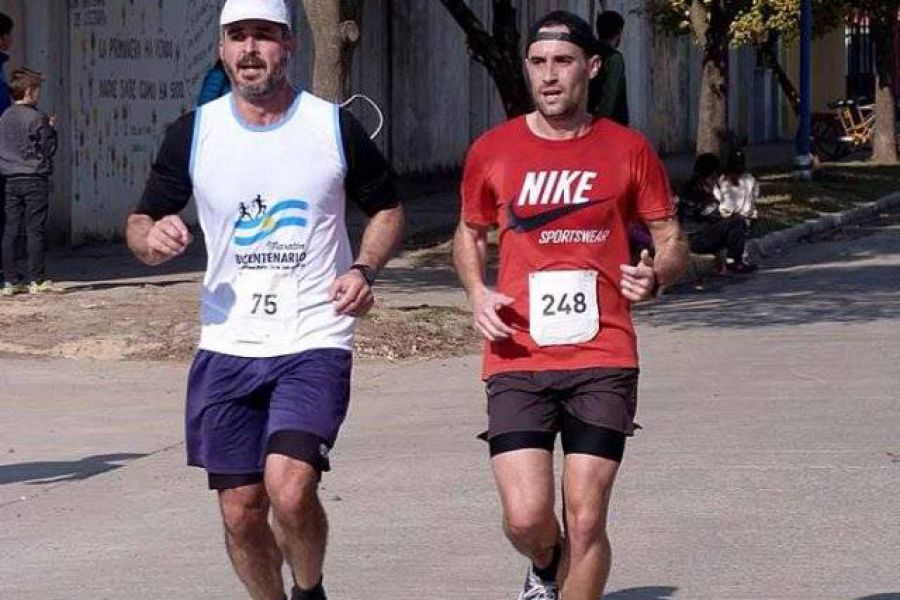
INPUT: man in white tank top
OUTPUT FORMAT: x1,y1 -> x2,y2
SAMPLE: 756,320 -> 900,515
125,1 -> 404,598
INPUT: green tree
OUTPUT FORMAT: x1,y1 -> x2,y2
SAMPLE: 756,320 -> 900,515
648,0 -> 845,154
648,1 -> 744,155
731,0 -> 846,114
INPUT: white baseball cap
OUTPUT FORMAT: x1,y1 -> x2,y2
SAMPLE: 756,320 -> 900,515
220,0 -> 292,30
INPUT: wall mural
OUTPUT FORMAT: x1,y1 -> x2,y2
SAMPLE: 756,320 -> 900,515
69,0 -> 223,241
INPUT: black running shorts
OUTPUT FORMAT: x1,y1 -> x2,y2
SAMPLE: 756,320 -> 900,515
485,367 -> 639,462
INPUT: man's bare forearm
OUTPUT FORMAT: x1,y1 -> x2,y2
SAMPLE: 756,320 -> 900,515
355,205 -> 405,272
452,222 -> 489,299
647,218 -> 689,287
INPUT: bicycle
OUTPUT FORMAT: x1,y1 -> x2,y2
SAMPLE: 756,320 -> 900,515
811,97 -> 875,161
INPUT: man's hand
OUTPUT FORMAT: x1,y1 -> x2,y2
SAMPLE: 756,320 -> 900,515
146,215 -> 193,262
330,269 -> 374,317
471,287 -> 516,341
620,249 -> 657,302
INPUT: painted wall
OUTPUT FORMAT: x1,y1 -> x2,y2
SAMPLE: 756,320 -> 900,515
67,0 -> 225,241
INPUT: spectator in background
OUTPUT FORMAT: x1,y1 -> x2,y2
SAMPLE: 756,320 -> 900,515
679,153 -> 755,274
196,59 -> 231,106
588,10 -> 628,126
716,147 -> 759,226
0,12 -> 13,286
0,69 -> 58,295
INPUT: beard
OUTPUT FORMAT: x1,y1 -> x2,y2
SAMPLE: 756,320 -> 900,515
532,91 -> 580,120
225,51 -> 290,101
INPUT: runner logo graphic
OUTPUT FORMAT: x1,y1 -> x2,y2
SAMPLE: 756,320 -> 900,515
234,197 -> 308,247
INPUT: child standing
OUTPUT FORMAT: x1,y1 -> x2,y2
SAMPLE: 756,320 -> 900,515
0,68 -> 57,295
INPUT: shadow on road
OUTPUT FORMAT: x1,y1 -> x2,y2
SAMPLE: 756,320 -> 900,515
642,217 -> 900,330
855,595 -> 900,600
377,265 -> 464,297
604,586 -> 678,599
62,278 -> 198,293
0,453 -> 147,485
644,261 -> 900,329
49,243 -> 206,284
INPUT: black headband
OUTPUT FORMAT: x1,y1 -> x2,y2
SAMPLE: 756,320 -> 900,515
526,30 -> 597,56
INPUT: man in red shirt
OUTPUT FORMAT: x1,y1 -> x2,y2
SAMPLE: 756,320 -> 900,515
453,10 -> 688,600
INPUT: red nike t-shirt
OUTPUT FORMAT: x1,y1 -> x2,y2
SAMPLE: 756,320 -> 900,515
461,116 -> 675,378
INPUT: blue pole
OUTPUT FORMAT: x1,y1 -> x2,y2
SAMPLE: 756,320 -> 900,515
796,0 -> 813,179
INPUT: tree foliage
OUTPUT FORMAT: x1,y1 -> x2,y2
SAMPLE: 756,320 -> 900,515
731,0 -> 846,45
648,0 -> 844,46
647,0 -> 850,154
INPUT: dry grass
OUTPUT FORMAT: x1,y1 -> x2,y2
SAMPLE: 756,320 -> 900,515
752,163 -> 900,236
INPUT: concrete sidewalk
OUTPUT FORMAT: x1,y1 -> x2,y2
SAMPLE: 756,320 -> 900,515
1,211 -> 897,599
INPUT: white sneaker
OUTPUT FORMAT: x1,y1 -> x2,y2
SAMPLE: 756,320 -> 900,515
516,565 -> 558,600
1,282 -> 25,296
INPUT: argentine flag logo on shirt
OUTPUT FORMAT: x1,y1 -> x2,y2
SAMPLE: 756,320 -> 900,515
234,195 -> 308,247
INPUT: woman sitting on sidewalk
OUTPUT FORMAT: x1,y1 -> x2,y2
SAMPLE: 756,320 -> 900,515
716,147 -> 759,226
678,153 -> 755,274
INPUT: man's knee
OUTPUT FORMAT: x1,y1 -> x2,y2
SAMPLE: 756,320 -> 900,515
265,455 -> 321,521
563,455 -> 618,550
564,503 -> 608,548
504,501 -> 555,542
219,487 -> 269,542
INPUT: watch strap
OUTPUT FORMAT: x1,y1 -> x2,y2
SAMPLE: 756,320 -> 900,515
350,263 -> 376,286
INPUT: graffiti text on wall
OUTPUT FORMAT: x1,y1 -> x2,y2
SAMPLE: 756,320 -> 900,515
71,0 -> 108,28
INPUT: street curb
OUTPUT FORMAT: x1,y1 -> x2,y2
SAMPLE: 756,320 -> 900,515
746,191 -> 900,259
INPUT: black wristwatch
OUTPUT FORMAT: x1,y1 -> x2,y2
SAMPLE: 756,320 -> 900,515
349,263 -> 376,286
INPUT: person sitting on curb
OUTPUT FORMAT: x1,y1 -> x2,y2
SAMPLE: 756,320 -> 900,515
679,153 -> 755,274
716,147 -> 759,229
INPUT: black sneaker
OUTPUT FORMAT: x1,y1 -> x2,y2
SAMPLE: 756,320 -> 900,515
516,565 -> 558,600
291,583 -> 327,600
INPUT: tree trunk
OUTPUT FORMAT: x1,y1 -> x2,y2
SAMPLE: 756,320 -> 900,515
693,1 -> 730,156
302,0 -> 363,102
870,15 -> 898,164
760,34 -> 800,115
438,0 -> 532,117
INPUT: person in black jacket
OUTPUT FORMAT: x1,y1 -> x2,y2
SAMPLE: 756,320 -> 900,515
0,68 -> 58,294
588,10 -> 628,125
678,153 -> 754,274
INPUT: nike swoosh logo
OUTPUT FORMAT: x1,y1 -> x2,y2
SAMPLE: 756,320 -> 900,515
506,201 -> 599,232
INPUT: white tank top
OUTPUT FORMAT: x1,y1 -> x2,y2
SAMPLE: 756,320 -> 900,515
190,92 -> 354,357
